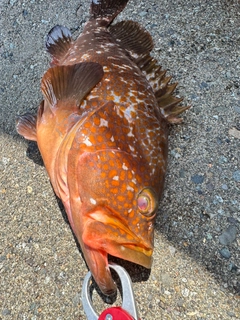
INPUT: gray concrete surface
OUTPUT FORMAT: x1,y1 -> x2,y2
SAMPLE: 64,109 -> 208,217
1,0 -> 240,319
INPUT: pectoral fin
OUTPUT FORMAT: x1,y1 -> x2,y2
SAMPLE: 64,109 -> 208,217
41,62 -> 104,108
16,113 -> 37,141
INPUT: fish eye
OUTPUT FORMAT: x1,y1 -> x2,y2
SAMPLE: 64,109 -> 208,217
137,188 -> 158,217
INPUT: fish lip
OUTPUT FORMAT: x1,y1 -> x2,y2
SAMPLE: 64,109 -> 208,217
109,243 -> 153,269
86,207 -> 153,268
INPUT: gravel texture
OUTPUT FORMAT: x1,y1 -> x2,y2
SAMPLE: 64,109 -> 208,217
1,0 -> 240,319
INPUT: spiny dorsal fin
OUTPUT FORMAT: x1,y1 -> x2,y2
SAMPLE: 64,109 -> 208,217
135,53 -> 190,123
41,62 -> 104,107
16,113 -> 37,141
109,20 -> 153,58
90,0 -> 129,26
46,25 -> 72,65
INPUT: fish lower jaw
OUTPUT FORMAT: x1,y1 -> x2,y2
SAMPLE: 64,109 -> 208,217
108,243 -> 153,269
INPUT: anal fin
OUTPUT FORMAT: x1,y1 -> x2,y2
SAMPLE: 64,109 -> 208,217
16,113 -> 37,141
46,25 -> 72,65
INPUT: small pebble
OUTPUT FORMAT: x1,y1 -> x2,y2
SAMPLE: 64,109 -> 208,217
206,233 -> 212,240
199,81 -> 209,89
232,170 -> 240,182
214,195 -> 224,204
139,11 -> 147,17
226,71 -> 231,78
227,217 -> 239,225
219,248 -> 231,259
170,150 -> 181,159
2,309 -> 11,316
206,182 -> 215,191
0,255 -> 6,262
181,288 -> 190,297
217,209 -> 225,215
169,245 -> 176,256
219,225 -> 237,245
179,169 -> 186,178
29,303 -> 37,311
164,290 -> 171,296
234,106 -> 240,114
147,294 -> 153,301
27,186 -> 33,193
22,10 -> 28,17
191,174 -> 204,184
221,184 -> 228,190
227,263 -> 239,272
218,156 -> 228,164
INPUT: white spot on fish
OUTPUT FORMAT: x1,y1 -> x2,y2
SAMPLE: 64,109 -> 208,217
129,145 -> 135,152
83,137 -> 92,146
90,198 -> 97,205
106,43 -> 115,47
110,136 -> 115,142
128,208 -> 132,213
148,223 -> 153,231
107,56 -> 120,61
81,53 -> 90,60
99,118 -> 108,127
124,105 -> 136,120
132,178 -> 137,184
103,66 -> 109,72
122,163 -> 128,170
127,127 -> 134,137
119,76 -> 128,84
127,185 -> 134,192
113,176 -> 119,181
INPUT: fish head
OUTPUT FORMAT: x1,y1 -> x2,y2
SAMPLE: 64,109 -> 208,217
72,149 -> 159,295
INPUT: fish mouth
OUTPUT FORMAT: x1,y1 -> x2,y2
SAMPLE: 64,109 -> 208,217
87,208 -> 153,267
109,242 -> 153,268
81,208 -> 153,295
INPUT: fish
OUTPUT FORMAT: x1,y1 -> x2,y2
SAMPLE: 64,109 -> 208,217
16,0 -> 189,295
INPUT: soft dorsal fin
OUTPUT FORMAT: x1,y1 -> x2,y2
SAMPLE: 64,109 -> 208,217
135,53 -> 190,123
16,113 -> 37,141
41,62 -> 104,107
109,20 -> 153,58
90,0 -> 129,26
46,25 -> 72,65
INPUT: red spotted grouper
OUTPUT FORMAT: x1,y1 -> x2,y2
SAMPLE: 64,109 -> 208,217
16,0 -> 189,295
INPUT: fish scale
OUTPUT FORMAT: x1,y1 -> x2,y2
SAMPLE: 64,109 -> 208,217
16,0 -> 189,296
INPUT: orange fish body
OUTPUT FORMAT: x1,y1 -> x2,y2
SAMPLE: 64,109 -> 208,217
17,0 -> 189,295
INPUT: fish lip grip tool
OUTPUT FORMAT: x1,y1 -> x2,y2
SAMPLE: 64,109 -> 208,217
81,263 -> 140,320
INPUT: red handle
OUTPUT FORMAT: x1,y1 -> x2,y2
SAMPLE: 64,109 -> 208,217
98,307 -> 136,320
